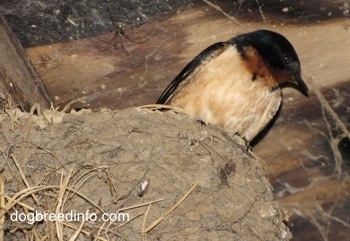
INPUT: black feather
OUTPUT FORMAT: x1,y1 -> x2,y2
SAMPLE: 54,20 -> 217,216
156,42 -> 226,104
231,29 -> 300,73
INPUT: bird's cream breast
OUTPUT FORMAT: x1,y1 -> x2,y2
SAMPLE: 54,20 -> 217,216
168,44 -> 282,141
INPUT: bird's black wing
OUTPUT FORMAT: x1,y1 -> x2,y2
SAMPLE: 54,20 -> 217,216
156,42 -> 227,104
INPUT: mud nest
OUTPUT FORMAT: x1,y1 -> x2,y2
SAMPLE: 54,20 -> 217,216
0,106 -> 291,240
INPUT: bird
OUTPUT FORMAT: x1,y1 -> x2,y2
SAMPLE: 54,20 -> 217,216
156,29 -> 309,142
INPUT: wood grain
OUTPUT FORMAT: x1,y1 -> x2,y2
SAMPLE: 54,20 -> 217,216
0,14 -> 51,110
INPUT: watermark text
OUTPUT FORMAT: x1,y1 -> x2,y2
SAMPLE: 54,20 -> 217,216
10,210 -> 130,224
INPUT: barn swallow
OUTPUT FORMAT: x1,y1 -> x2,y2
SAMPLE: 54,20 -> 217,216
156,29 -> 308,142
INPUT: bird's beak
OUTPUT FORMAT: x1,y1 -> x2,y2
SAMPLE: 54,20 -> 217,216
292,72 -> 309,97
272,68 -> 309,97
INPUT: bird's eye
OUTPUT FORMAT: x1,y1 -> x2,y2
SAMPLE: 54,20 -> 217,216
283,53 -> 293,65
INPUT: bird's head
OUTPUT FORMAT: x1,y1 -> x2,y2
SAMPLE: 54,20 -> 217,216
234,29 -> 309,96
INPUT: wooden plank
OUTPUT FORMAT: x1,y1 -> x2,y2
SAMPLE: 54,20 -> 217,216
0,14 -> 51,111
25,5 -> 350,111
25,5 -> 245,110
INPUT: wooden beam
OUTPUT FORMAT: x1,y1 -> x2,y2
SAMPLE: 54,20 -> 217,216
0,14 -> 51,111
